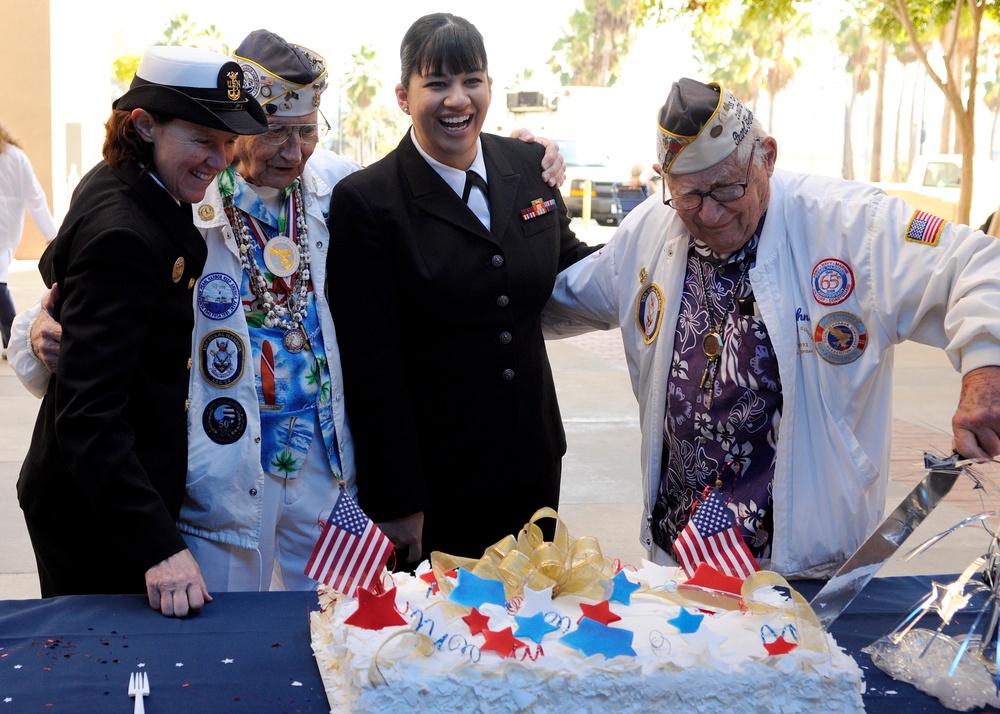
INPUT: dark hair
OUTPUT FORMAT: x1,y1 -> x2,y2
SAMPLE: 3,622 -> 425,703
102,109 -> 157,169
399,13 -> 488,89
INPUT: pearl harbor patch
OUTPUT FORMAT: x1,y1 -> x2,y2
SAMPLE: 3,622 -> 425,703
813,311 -> 868,365
200,330 -> 246,388
203,397 -> 248,444
811,258 -> 854,306
198,272 -> 241,320
635,283 -> 664,344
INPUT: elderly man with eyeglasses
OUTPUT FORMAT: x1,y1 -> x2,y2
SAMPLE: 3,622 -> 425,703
10,29 -> 567,592
544,77 -> 1000,579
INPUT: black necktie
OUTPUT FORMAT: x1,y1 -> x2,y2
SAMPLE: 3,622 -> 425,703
462,170 -> 489,204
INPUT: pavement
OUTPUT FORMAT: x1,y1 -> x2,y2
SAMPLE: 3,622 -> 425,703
0,217 -> 994,600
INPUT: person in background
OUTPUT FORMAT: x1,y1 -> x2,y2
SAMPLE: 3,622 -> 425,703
327,13 -> 596,565
0,122 -> 57,356
17,46 -> 268,615
11,30 -> 567,591
544,77 -> 1000,578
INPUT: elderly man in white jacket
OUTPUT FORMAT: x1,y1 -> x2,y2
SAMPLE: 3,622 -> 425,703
544,77 -> 1000,579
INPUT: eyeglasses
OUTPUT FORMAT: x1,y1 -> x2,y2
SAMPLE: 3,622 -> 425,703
259,114 -> 331,147
663,138 -> 759,211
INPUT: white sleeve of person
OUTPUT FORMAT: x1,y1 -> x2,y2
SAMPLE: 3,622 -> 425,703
8,299 -> 49,398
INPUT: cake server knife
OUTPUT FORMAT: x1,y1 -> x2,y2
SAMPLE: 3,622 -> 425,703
808,452 -> 963,628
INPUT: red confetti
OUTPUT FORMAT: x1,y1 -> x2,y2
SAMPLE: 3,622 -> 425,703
578,600 -> 622,626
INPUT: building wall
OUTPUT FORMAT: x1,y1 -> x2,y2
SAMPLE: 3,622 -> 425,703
4,0 -> 52,260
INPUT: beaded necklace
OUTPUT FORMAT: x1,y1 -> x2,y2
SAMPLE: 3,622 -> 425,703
218,167 -> 313,352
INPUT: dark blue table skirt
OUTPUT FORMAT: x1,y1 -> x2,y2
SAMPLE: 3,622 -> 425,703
0,578 -> 994,712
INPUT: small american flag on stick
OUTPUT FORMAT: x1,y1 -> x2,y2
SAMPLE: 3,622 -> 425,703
673,489 -> 759,580
305,488 -> 393,596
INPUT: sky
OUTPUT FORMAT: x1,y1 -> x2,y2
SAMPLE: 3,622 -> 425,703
61,1 -> 960,181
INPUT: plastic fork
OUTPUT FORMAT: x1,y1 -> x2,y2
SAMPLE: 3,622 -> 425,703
127,671 -> 149,713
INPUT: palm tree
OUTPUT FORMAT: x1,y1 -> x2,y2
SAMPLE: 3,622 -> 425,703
549,0 -> 645,86
343,45 -> 381,165
838,12 -> 874,180
111,14 -> 225,94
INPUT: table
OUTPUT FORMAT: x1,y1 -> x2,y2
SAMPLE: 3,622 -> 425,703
0,577 -> 993,712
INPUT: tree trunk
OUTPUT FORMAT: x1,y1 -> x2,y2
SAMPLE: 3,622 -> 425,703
843,95 -> 855,181
870,39 -> 887,182
892,63 -> 907,182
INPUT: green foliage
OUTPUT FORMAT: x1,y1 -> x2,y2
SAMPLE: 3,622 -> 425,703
111,13 -> 225,90
548,0 -> 645,86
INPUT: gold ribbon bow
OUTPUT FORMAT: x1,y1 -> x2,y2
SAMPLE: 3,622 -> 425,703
430,508 -> 616,602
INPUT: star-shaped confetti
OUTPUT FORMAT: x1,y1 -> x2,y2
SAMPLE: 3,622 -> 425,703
684,563 -> 744,596
560,618 -> 636,659
518,585 -> 554,617
345,586 -> 407,630
578,600 -> 622,625
463,607 -> 492,635
448,569 -> 507,609
514,612 -> 560,643
636,559 -> 678,589
481,627 -> 525,658
221,658 -> 234,664
763,636 -> 798,655
667,607 -> 704,634
680,626 -> 727,655
419,568 -> 458,595
610,570 -> 641,605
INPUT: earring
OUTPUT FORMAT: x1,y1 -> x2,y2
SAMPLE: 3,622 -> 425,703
402,103 -> 410,115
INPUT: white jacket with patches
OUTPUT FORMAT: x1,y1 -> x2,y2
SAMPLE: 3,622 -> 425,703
544,168 -> 1000,578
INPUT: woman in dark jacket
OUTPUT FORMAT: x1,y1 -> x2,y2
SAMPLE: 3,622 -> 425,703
327,13 -> 596,564
17,46 -> 266,616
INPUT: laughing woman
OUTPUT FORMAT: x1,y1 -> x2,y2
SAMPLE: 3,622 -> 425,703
326,13 -> 596,564
17,46 -> 267,616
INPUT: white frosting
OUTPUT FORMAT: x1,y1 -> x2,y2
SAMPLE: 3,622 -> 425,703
310,564 -> 866,713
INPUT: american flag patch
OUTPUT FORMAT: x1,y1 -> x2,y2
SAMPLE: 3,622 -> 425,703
905,210 -> 945,247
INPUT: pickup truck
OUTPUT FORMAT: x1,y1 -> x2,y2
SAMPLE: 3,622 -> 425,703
876,154 -> 1000,229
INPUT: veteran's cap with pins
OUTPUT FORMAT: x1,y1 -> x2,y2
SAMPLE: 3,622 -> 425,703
234,29 -> 328,116
114,45 -> 267,135
657,78 -> 755,175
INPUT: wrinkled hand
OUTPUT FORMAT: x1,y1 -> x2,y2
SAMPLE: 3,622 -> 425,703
952,366 -> 1000,459
145,549 -> 212,618
31,284 -> 61,372
377,512 -> 424,565
510,128 -> 565,188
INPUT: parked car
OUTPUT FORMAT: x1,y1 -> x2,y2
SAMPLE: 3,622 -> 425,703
555,139 -> 630,225
876,154 -> 1000,228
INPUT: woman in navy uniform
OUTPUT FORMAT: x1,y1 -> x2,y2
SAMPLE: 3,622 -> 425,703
17,46 -> 267,616
327,13 -> 596,563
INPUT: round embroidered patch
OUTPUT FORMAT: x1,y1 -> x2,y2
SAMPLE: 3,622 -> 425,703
203,397 -> 248,445
811,258 -> 854,306
813,311 -> 868,364
635,283 -> 664,345
200,330 -> 246,388
198,272 -> 241,320
240,63 -> 260,98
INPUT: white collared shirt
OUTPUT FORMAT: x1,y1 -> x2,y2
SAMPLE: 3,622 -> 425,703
410,128 -> 490,230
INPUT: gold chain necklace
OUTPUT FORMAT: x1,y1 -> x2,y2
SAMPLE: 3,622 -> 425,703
697,256 -> 751,409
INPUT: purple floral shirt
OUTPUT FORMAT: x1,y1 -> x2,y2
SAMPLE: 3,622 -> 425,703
651,231 -> 782,561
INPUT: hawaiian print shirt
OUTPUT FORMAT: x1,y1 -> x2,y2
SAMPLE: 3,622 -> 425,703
231,176 -> 341,481
651,229 -> 782,561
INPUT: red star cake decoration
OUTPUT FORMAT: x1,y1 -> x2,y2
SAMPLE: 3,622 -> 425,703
344,586 -> 407,630
578,600 -> 622,625
462,607 -> 492,635
763,636 -> 799,655
419,568 -> 458,595
481,627 -> 525,658
684,563 -> 745,596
